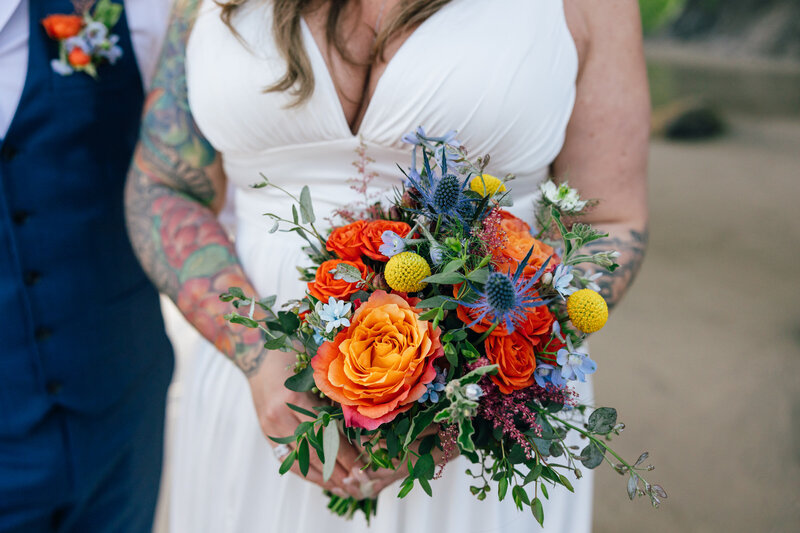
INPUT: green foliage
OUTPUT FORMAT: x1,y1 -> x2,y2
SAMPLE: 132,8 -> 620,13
639,0 -> 686,34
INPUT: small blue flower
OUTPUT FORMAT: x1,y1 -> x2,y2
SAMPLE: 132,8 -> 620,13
50,59 -> 74,76
418,367 -> 447,403
429,244 -> 446,266
534,363 -> 567,388
97,44 -> 123,64
584,272 -> 602,292
552,264 -> 577,299
84,21 -> 108,48
312,328 -> 324,346
317,298 -> 352,333
379,230 -> 405,258
556,337 -> 597,382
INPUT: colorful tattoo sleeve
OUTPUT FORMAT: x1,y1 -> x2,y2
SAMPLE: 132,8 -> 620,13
125,0 -> 265,375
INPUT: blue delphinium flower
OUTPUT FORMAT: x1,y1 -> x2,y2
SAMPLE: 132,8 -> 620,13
456,248 -> 551,333
379,230 -> 405,258
552,264 -> 577,299
556,337 -> 597,382
84,21 -> 108,48
50,59 -> 74,76
534,363 -> 567,388
418,367 -> 447,403
65,36 -> 91,53
317,298 -> 352,333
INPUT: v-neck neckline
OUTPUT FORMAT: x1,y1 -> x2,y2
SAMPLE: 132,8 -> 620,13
299,10 -> 436,139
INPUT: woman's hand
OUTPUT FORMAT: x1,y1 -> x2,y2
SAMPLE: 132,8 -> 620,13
247,348 -> 368,499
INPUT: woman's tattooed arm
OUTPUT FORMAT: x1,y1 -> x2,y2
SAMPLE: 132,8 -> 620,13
583,226 -> 649,311
125,0 -> 265,375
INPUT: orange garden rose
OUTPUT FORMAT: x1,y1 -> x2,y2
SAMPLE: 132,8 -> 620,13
491,210 -> 556,277
484,331 -> 538,394
326,220 -> 367,260
307,259 -> 370,303
42,14 -> 83,40
311,291 -> 443,430
68,48 -> 91,67
360,220 -> 412,261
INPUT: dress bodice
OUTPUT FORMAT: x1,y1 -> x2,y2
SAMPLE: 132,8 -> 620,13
186,0 -> 578,220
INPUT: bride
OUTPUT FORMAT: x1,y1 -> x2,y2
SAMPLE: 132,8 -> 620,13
126,0 -> 649,531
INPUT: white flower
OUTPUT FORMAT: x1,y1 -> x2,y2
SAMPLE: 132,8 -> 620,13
539,180 -> 587,213
316,298 -> 352,333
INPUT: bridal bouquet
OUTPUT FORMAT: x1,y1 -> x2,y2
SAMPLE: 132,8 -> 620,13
221,129 -> 665,525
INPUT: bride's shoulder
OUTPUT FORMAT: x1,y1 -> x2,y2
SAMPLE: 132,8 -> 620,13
563,0 -> 644,72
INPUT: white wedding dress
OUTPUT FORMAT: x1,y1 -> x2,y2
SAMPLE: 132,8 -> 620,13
169,0 -> 593,531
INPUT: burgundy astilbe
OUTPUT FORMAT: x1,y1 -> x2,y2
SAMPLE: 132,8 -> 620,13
474,208 -> 507,253
466,358 -> 576,459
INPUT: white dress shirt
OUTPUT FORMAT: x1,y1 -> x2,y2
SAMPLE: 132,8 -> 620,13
0,0 -> 172,138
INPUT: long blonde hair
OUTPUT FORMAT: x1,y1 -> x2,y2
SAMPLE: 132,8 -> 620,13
218,0 -> 451,106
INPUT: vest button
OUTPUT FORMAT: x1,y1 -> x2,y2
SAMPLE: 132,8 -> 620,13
11,211 -> 31,225
1,144 -> 18,162
23,270 -> 41,286
46,381 -> 63,395
35,327 -> 53,341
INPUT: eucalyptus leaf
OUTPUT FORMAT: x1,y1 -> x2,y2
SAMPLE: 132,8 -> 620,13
299,185 -> 316,224
322,422 -> 340,482
580,441 -> 605,469
330,263 -> 363,283
587,407 -> 617,434
627,473 -> 638,500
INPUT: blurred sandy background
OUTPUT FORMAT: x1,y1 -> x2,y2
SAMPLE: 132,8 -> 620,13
154,2 -> 800,531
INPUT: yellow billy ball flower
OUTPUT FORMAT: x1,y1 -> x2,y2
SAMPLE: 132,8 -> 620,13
566,289 -> 609,334
384,252 -> 431,293
469,174 -> 506,197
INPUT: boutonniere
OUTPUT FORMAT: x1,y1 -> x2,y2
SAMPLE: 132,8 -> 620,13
42,0 -> 124,78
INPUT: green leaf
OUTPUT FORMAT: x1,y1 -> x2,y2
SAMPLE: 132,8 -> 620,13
422,271 -> 465,284
512,485 -> 530,507
386,430 -> 400,459
404,408 -> 438,448
267,434 -> 295,445
524,464 -> 543,485
413,454 -> 435,480
442,259 -> 465,273
330,263 -> 363,283
284,366 -> 315,392
322,422 -> 340,482
417,296 -> 450,309
540,483 -> 549,500
278,311 -> 300,333
264,334 -> 288,350
580,441 -> 605,469
532,497 -> 545,526
418,434 -> 437,456
558,474 -> 574,493
458,364 -> 498,385
417,307 -> 440,321
466,268 -> 490,284
93,0 -> 123,28
587,407 -> 617,434
550,207 -> 571,256
498,477 -> 509,501
444,343 -> 458,367
278,449 -> 296,475
291,204 -> 299,224
397,478 -> 414,498
457,418 -> 475,453
299,185 -> 316,224
297,438 -> 310,476
418,477 -> 433,497
227,314 -> 259,328
627,473 -> 638,500
433,408 -> 454,423
285,403 -> 317,419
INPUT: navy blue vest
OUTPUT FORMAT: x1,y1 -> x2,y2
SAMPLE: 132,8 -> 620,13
0,0 -> 173,437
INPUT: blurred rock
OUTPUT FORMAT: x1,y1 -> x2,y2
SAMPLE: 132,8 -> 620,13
651,100 -> 725,140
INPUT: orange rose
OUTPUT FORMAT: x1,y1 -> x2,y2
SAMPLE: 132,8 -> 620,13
360,220 -> 412,261
68,48 -> 91,67
311,291 -> 443,430
326,220 -> 367,260
484,331 -> 538,394
491,210 -> 556,277
307,259 -> 370,303
42,14 -> 83,40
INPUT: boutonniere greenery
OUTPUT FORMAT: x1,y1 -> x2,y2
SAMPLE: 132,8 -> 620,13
42,0 -> 124,78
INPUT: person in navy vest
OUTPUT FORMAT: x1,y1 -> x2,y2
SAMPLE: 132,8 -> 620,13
0,1 -> 173,531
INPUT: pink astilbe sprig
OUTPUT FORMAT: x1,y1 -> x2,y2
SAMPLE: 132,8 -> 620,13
467,358 -> 576,459
474,208 -> 507,253
435,424 -> 459,479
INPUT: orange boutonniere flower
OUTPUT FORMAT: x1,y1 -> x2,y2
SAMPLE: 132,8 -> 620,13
42,14 -> 83,40
311,291 -> 443,430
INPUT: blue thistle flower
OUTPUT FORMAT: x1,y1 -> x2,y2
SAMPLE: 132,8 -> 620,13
404,147 -> 478,230
456,247 -> 552,333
